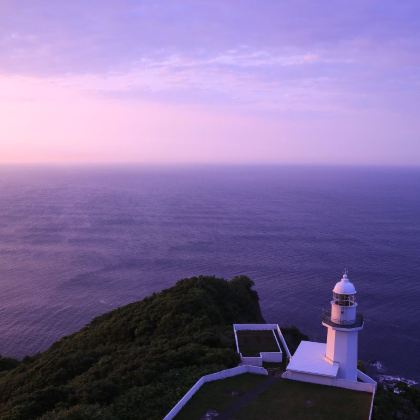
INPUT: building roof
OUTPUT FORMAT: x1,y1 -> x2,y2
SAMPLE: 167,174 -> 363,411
333,273 -> 357,295
286,341 -> 339,378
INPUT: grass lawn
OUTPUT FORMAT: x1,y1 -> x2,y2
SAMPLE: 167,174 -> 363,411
175,372 -> 373,420
175,373 -> 267,420
234,379 -> 373,420
237,330 -> 280,356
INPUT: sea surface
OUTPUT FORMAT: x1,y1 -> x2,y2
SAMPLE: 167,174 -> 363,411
0,165 -> 419,382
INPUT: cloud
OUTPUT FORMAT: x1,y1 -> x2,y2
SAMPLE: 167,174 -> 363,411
1,70 -> 419,166
1,0 -> 420,77
29,48 -> 345,115
1,1 -> 420,165
1,43 -> 410,119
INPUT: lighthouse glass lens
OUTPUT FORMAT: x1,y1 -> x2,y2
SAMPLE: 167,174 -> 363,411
333,293 -> 355,306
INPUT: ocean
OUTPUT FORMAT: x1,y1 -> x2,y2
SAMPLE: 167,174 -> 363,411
0,165 -> 419,382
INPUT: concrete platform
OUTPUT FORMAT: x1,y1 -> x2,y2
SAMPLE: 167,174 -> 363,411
286,341 -> 339,378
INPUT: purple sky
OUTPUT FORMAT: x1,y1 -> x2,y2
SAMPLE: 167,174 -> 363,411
1,0 -> 419,164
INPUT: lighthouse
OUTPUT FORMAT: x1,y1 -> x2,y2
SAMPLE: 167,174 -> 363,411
322,271 -> 364,381
284,270 -> 375,390
282,270 -> 376,391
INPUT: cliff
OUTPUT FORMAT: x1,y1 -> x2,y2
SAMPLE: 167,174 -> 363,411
0,275 -> 266,419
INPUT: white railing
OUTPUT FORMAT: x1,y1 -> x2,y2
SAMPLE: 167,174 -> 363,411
276,325 -> 292,360
233,323 -> 280,330
233,323 -> 293,365
357,370 -> 377,385
233,325 -> 240,354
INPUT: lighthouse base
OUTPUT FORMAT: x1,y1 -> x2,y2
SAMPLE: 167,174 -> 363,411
286,341 -> 339,378
284,341 -> 376,393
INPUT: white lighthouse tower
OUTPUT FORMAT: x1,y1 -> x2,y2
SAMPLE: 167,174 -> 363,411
284,270 -> 376,391
322,271 -> 364,381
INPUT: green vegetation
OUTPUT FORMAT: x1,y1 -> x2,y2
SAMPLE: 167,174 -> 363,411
0,275 -> 264,420
0,356 -> 20,373
280,326 -> 309,354
236,330 -> 279,356
235,378 -> 373,420
373,382 -> 420,419
176,373 -> 267,420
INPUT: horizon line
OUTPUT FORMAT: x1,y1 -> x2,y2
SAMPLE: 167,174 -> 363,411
1,162 -> 420,169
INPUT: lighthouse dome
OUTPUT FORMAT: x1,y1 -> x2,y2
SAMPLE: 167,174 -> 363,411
333,272 -> 356,295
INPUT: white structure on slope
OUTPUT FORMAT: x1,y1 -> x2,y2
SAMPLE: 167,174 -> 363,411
323,271 -> 363,380
284,272 -> 376,393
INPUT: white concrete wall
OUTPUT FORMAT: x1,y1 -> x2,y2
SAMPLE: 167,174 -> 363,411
233,325 -> 240,354
331,302 -> 356,324
240,356 -> 263,366
326,328 -> 358,381
233,323 -> 292,366
240,352 -> 283,365
270,330 -> 282,355
282,369 -> 376,393
325,327 -> 335,362
233,323 -> 280,330
260,352 -> 283,363
163,365 -> 268,420
357,370 -> 377,385
368,386 -> 376,420
276,325 -> 292,359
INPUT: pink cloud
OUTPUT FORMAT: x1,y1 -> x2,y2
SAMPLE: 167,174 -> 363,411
1,73 -> 419,166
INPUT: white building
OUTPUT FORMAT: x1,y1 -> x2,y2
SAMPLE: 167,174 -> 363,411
283,272 -> 376,392
323,271 -> 363,380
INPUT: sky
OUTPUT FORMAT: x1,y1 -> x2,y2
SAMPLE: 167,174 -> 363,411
1,0 -> 420,165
